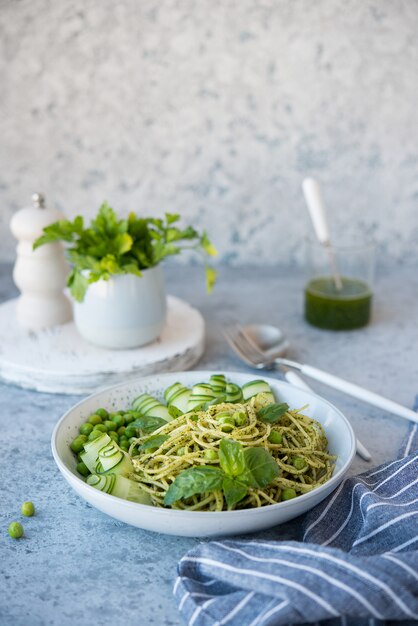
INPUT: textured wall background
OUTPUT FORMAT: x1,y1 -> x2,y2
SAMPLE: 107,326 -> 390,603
1,0 -> 418,265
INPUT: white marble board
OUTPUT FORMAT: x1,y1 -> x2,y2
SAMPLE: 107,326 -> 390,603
0,296 -> 205,394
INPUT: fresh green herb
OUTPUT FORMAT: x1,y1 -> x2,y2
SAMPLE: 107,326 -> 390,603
164,439 -> 279,509
129,416 -> 167,434
140,434 -> 170,451
164,467 -> 224,505
242,447 -> 280,488
21,501 -> 35,517
222,476 -> 248,509
257,402 -> 289,424
33,203 -> 217,301
168,405 -> 183,419
218,438 -> 246,477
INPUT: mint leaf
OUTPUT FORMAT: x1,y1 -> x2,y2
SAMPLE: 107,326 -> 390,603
257,403 -> 289,424
164,466 -> 224,505
168,406 -> 183,419
140,434 -> 170,451
129,416 -> 167,434
222,476 -> 248,508
242,447 -> 279,488
219,439 -> 246,477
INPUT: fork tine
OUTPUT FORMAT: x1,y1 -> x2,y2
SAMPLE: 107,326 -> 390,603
223,324 -> 266,368
223,326 -> 255,366
235,324 -> 268,360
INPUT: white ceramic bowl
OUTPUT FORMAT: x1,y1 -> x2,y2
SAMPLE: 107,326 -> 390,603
51,371 -> 355,537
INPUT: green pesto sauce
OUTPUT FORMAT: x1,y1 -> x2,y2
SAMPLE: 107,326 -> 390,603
305,276 -> 372,330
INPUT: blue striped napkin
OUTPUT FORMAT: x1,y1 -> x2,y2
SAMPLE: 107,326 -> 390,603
174,420 -> 418,626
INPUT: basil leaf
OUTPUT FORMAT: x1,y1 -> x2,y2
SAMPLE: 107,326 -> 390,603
168,405 -> 183,419
140,434 -> 169,451
164,466 -> 224,506
222,476 -> 248,509
257,402 -> 289,424
219,439 -> 246,478
129,416 -> 167,434
243,447 -> 279,488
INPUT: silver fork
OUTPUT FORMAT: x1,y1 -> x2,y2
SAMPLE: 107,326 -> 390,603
223,323 -> 418,426
224,324 -> 372,461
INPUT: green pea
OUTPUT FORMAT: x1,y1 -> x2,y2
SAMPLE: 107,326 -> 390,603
111,414 -> 125,428
117,426 -> 126,436
108,431 -> 119,442
204,449 -> 217,460
218,416 -> 235,432
94,424 -> 107,433
8,521 -> 24,539
119,435 -> 129,446
76,462 -> 90,477
293,457 -> 306,470
177,447 -> 185,456
125,426 -> 137,439
79,422 -> 94,436
103,420 -> 116,432
77,452 -> 84,462
21,501 -> 35,517
282,488 -> 297,501
70,435 -> 88,453
88,414 -> 103,426
120,442 -> 129,452
233,411 -> 247,426
124,413 -> 135,424
268,430 -> 283,444
96,408 -> 109,419
88,429 -> 104,441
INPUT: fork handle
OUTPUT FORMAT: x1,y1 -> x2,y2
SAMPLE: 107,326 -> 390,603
300,364 -> 418,425
283,370 -> 371,461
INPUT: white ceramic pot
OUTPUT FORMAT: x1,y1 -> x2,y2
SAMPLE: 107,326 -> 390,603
73,266 -> 167,349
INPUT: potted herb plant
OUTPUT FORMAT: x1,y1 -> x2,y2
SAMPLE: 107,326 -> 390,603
34,203 -> 217,349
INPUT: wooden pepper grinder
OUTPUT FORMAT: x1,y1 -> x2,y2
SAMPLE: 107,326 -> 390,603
10,193 -> 73,331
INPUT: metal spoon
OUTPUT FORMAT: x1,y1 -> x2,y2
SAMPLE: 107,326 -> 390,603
240,323 -> 372,461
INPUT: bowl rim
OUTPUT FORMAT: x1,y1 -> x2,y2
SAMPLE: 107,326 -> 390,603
51,370 -> 356,518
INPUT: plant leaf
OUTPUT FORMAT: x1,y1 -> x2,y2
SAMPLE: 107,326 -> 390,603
129,416 -> 167,434
67,268 -> 89,302
222,476 -> 248,509
219,439 -> 246,478
242,447 -> 279,488
164,466 -> 224,506
140,434 -> 170,451
201,231 -> 218,257
257,403 -> 289,424
205,267 -> 217,293
168,405 -> 183,419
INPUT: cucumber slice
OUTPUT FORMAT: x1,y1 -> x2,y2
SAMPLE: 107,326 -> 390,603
187,382 -> 217,411
164,382 -> 182,404
242,379 -> 275,402
210,374 -> 227,393
87,474 -> 152,505
80,433 -> 111,472
132,393 -> 172,421
168,387 -> 191,414
225,382 -> 243,403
